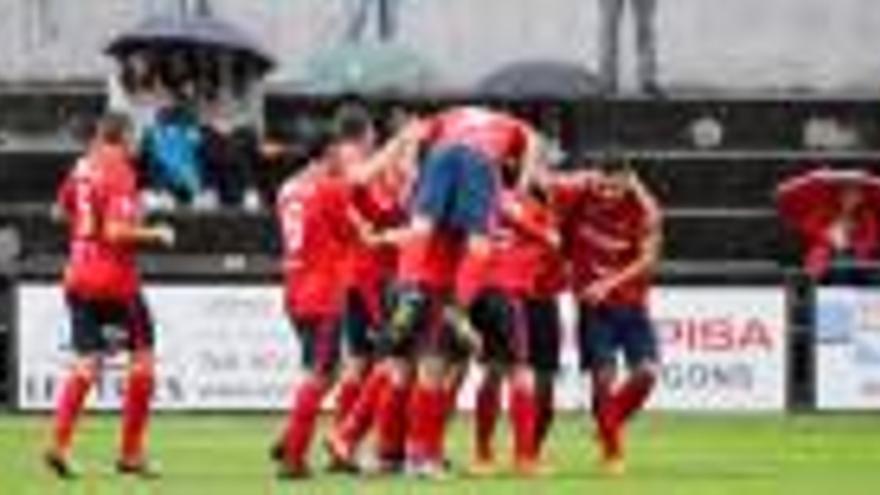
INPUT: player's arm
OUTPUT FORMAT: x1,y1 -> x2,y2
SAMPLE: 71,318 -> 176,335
348,118 -> 427,186
103,193 -> 174,247
516,128 -> 545,190
104,219 -> 175,247
500,201 -> 561,249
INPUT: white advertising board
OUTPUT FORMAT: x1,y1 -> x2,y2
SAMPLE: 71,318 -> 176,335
815,287 -> 880,410
16,283 -> 787,412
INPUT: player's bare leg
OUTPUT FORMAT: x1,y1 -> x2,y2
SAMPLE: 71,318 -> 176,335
45,355 -> 99,479
117,349 -> 160,478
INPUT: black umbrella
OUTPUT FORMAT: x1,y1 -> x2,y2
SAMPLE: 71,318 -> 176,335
105,15 -> 275,74
477,60 -> 601,98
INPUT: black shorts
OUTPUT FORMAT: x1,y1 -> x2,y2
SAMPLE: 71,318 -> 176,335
525,297 -> 562,373
470,290 -> 560,371
341,290 -> 376,359
384,285 -> 458,360
578,303 -> 658,372
66,292 -> 154,356
290,314 -> 342,375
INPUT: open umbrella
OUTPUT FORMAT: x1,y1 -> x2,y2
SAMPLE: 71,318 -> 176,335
299,41 -> 434,94
105,15 -> 275,74
775,168 -> 880,233
476,60 -> 601,98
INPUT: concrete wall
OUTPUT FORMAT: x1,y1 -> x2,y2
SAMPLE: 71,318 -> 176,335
0,0 -> 878,91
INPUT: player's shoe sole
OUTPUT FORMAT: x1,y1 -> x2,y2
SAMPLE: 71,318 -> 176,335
44,451 -> 80,480
323,435 -> 359,474
269,441 -> 284,462
277,465 -> 312,480
116,459 -> 162,479
513,458 -> 552,477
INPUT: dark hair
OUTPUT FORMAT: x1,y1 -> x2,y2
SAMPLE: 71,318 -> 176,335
597,149 -> 630,175
330,102 -> 374,143
95,112 -> 131,145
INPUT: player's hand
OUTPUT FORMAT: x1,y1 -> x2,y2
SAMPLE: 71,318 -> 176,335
399,118 -> 429,143
152,223 -> 176,247
582,280 -> 614,305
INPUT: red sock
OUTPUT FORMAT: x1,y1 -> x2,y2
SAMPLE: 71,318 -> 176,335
614,373 -> 656,424
282,378 -> 327,469
376,381 -> 409,461
474,377 -> 501,461
405,384 -> 446,463
510,383 -> 538,462
337,367 -> 389,447
535,383 -> 555,456
52,369 -> 94,455
333,376 -> 363,428
591,377 -> 620,460
120,365 -> 155,462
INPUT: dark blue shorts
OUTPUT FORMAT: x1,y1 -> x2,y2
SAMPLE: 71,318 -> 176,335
469,291 -> 560,372
411,145 -> 498,235
341,289 -> 376,359
66,292 -> 154,355
578,304 -> 658,371
290,314 -> 342,374
384,284 -> 459,360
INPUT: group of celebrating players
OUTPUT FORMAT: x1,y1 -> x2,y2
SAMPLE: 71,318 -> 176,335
44,102 -> 662,482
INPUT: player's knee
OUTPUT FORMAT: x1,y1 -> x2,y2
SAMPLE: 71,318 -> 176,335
341,357 -> 370,381
417,356 -> 445,386
511,365 -> 536,390
72,356 -> 100,380
632,360 -> 659,382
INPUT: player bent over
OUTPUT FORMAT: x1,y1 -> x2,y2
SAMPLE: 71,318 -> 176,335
547,161 -> 662,476
45,113 -> 175,479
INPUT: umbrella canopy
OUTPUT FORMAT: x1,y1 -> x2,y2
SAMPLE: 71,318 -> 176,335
299,42 -> 434,94
476,60 -> 601,98
775,168 -> 880,233
105,15 -> 275,74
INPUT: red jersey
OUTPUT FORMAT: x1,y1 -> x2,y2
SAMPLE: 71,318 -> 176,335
488,190 -> 562,297
553,181 -> 655,308
59,144 -> 141,301
426,107 -> 529,165
397,231 -> 465,292
276,169 -> 358,319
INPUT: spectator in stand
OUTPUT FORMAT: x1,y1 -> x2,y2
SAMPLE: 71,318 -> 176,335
776,169 -> 880,283
596,0 -> 661,96
140,103 -> 205,206
344,0 -> 402,43
199,58 -> 263,210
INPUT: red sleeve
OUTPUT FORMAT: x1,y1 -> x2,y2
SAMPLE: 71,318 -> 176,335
548,181 -> 584,216
102,175 -> 139,225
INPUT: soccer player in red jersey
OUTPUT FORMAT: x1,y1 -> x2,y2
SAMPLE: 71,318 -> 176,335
468,184 -> 562,476
322,105 -> 387,437
545,159 -> 662,476
273,118 -> 421,479
45,113 -> 175,479
384,106 -> 543,478
324,112 -> 415,473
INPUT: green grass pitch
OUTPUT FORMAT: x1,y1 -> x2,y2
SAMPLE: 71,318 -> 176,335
1,413 -> 878,494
